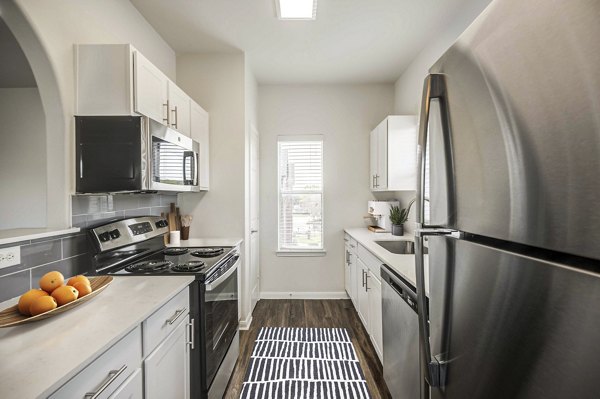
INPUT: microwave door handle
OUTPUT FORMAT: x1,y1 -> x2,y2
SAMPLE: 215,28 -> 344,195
183,151 -> 194,184
193,152 -> 198,185
182,152 -> 187,182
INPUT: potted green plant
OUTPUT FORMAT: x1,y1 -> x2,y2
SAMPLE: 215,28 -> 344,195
389,199 -> 415,236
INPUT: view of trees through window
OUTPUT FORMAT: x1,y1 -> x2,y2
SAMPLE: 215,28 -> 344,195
278,139 -> 323,250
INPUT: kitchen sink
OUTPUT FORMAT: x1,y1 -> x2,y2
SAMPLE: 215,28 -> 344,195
375,240 -> 427,255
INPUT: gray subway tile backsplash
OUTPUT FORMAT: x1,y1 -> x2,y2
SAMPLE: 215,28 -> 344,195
21,239 -> 62,269
0,270 -> 31,302
0,193 -> 177,302
30,253 -> 93,285
62,234 -> 90,258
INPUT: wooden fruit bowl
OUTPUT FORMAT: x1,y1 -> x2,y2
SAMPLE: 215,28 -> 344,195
0,276 -> 113,328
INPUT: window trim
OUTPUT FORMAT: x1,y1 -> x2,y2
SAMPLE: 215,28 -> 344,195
277,135 -> 324,254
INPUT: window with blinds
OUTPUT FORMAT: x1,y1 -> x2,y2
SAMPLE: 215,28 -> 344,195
278,137 -> 323,251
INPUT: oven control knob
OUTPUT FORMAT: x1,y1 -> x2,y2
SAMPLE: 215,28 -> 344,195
98,232 -> 110,242
109,229 -> 121,239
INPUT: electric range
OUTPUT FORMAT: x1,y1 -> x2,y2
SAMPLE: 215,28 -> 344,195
88,216 -> 240,399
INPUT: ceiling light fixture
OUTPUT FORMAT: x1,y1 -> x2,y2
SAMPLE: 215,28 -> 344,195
276,0 -> 317,20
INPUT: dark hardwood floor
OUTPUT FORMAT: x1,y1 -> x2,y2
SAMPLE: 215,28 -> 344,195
224,299 -> 391,399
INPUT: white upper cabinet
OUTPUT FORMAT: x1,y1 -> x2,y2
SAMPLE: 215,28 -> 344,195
191,101 -> 210,190
369,115 -> 417,191
134,51 -> 169,125
167,82 -> 191,137
76,45 -> 207,138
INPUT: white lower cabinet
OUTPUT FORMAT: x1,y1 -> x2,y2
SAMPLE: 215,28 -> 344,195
109,368 -> 143,399
368,271 -> 383,360
50,287 -> 191,399
144,317 -> 191,399
356,257 -> 370,328
49,327 -> 142,399
346,237 -> 385,363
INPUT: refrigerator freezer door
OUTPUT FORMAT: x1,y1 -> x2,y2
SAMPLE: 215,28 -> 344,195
427,236 -> 600,399
426,0 -> 600,260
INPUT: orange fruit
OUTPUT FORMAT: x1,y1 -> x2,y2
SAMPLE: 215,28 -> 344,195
29,296 -> 57,316
51,285 -> 79,306
39,271 -> 64,293
67,275 -> 90,287
72,281 -> 92,297
18,289 -> 49,316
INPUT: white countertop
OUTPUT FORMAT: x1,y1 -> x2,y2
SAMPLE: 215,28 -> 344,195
344,228 -> 429,293
0,275 -> 194,399
167,237 -> 243,248
0,227 -> 81,246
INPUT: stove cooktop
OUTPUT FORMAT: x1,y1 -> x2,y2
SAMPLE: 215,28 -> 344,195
105,246 -> 234,276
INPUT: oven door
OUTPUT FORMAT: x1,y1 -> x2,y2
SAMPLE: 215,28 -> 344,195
148,119 -> 200,192
203,256 -> 239,390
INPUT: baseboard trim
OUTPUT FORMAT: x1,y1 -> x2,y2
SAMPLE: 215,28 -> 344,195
239,314 -> 253,330
260,291 -> 349,300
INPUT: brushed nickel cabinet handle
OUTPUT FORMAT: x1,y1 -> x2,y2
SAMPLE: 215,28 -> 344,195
163,102 -> 169,124
171,105 -> 178,129
84,364 -> 127,399
187,318 -> 195,349
166,308 -> 186,325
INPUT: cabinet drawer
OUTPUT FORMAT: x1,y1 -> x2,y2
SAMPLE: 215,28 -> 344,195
143,287 -> 190,356
50,326 -> 141,399
109,368 -> 142,399
358,244 -> 383,281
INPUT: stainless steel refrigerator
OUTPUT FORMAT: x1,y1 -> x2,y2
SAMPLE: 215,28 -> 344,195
414,0 -> 600,398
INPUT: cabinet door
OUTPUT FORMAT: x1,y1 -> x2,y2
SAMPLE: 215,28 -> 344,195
344,247 -> 352,298
377,120 -> 388,190
133,51 -> 168,124
369,128 -> 378,190
144,318 -> 190,399
349,251 -> 357,306
190,101 -> 210,190
168,83 -> 191,137
356,258 -> 370,328
368,272 -> 383,361
109,368 -> 143,399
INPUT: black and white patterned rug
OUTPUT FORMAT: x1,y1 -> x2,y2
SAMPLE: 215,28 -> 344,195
240,327 -> 372,399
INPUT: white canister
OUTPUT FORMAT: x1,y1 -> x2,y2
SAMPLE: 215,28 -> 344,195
169,230 -> 181,246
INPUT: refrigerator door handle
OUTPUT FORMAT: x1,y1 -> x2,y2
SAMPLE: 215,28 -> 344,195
416,73 -> 455,230
415,229 -> 459,393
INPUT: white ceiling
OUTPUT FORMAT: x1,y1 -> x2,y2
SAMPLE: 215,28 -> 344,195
131,0 -> 474,84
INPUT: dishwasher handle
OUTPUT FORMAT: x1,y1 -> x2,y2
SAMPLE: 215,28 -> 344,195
381,265 -> 418,312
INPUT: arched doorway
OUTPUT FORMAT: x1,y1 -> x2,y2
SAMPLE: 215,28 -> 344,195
0,1 -> 69,232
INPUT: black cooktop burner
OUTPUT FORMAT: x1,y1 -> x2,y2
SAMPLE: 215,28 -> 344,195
190,248 -> 224,258
125,260 -> 173,273
172,260 -> 206,273
163,248 -> 189,256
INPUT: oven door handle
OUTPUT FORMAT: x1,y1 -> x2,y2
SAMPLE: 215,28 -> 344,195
205,256 -> 240,291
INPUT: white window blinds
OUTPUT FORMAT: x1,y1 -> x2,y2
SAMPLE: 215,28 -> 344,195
278,137 -> 323,251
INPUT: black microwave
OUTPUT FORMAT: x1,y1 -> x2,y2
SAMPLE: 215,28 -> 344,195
75,116 -> 200,193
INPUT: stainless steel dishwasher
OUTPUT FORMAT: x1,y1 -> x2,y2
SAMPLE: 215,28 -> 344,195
382,264 -> 420,398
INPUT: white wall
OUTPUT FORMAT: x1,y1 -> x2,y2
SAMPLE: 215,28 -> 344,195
393,0 -> 492,114
176,53 -> 246,239
0,88 -> 46,229
258,84 -> 395,297
1,0 -> 176,230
